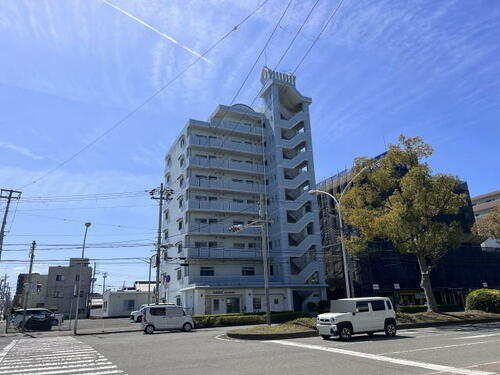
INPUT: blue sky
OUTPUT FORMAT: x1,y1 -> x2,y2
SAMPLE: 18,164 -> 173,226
1,0 -> 499,292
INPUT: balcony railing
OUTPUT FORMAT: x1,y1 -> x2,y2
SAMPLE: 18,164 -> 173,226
186,199 -> 258,214
186,177 -> 264,193
186,222 -> 261,235
188,136 -> 263,155
189,275 -> 279,286
188,156 -> 264,174
186,247 -> 261,260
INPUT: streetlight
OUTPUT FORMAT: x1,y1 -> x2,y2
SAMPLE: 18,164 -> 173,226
229,217 -> 272,325
309,166 -> 368,299
73,222 -> 91,335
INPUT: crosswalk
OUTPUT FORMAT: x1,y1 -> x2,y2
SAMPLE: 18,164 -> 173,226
0,336 -> 126,375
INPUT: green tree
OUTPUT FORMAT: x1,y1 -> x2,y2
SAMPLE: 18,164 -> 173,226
473,206 -> 500,244
341,135 -> 467,312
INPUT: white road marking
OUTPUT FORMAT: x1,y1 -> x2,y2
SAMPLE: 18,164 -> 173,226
378,339 -> 500,355
457,333 -> 500,340
269,340 -> 495,375
0,337 -> 126,375
215,334 -> 242,342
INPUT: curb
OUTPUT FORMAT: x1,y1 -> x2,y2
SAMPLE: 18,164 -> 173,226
227,330 -> 317,340
398,317 -> 500,329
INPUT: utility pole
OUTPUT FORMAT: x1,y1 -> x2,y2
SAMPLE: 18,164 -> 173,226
150,184 -> 173,304
21,241 -> 36,332
259,194 -> 271,326
147,256 -> 152,305
0,189 -> 22,261
102,272 -> 108,297
3,280 -> 10,334
87,262 -> 96,318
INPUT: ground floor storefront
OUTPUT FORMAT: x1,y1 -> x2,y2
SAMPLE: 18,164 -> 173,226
175,287 -> 325,315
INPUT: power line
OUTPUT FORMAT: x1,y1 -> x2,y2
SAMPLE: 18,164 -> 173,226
17,0 -> 269,191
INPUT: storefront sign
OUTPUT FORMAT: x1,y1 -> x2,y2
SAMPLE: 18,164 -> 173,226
212,290 -> 236,295
372,284 -> 379,290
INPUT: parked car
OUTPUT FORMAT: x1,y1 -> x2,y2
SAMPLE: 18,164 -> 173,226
141,305 -> 194,334
12,308 -> 64,329
316,297 -> 397,340
130,304 -> 148,322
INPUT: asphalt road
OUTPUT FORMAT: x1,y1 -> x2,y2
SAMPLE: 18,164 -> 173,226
1,322 -> 500,374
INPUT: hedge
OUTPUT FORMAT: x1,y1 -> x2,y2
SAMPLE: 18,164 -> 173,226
397,304 -> 460,314
465,289 -> 500,313
193,311 -> 310,328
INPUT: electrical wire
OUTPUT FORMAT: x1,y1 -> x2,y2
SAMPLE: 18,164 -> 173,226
17,0 -> 269,191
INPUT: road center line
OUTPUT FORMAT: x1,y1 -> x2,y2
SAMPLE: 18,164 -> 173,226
378,339 -> 500,355
268,340 -> 495,375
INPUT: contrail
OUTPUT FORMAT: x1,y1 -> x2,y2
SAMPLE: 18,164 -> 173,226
101,0 -> 213,64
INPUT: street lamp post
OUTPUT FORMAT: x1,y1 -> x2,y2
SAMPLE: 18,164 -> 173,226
309,166 -> 368,299
73,222 -> 91,335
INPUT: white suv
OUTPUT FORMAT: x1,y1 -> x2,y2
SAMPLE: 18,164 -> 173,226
316,297 -> 396,340
141,305 -> 194,334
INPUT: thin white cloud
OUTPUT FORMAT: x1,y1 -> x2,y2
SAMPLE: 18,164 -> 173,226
0,141 -> 43,160
101,0 -> 212,64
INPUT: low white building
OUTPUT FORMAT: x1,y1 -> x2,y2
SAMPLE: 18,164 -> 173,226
101,290 -> 150,318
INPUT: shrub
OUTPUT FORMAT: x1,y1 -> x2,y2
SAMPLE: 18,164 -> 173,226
192,311 -> 310,328
465,289 -> 500,313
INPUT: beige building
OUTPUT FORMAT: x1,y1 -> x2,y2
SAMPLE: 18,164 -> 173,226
472,190 -> 500,248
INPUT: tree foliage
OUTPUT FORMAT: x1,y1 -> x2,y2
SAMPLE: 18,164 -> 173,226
341,135 -> 467,312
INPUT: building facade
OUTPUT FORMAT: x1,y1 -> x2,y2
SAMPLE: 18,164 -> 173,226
13,273 -> 48,309
160,67 -> 326,314
471,190 -> 500,248
317,166 -> 500,307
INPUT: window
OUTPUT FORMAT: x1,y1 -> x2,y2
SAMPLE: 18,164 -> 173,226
55,275 -> 64,281
242,266 -> 255,276
247,199 -> 255,204
195,218 -> 207,224
164,211 -> 169,221
179,177 -> 185,188
274,298 -> 279,305
124,300 -> 135,311
176,296 -> 181,306
178,220 -> 183,230
371,300 -> 386,311
179,157 -> 185,167
75,274 -> 80,281
356,301 -> 370,313
232,178 -> 243,183
231,159 -> 242,163
167,157 -> 171,166
246,180 -> 254,184
176,268 -> 182,280
166,174 -> 171,184
386,300 -> 393,310
178,198 -> 183,208
233,199 -> 244,203
248,243 -> 257,249
253,297 -> 262,310
200,267 -> 214,276
269,265 -> 274,276
234,243 -> 245,249
149,307 -> 166,316
177,243 -> 182,253
163,250 -> 169,261
208,241 -> 218,248
233,220 -> 244,225
163,230 -> 169,240
194,241 -> 207,248
180,137 -> 185,147
53,291 -> 63,298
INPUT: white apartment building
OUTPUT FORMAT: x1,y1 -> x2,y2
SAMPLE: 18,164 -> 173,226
160,67 -> 326,315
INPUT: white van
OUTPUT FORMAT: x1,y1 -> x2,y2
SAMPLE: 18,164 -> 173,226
141,305 -> 194,334
316,297 -> 396,340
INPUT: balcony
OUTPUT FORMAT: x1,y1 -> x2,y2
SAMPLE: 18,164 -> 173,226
188,118 -> 263,137
186,222 -> 261,236
187,247 -> 262,260
189,275 -> 279,286
188,136 -> 263,155
186,199 -> 258,214
188,156 -> 264,174
186,177 -> 265,194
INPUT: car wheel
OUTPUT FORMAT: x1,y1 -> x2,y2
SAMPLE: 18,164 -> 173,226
320,335 -> 330,340
136,316 -> 142,323
144,325 -> 155,334
385,322 -> 397,337
53,319 -> 59,326
339,325 -> 352,341
182,323 -> 192,332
